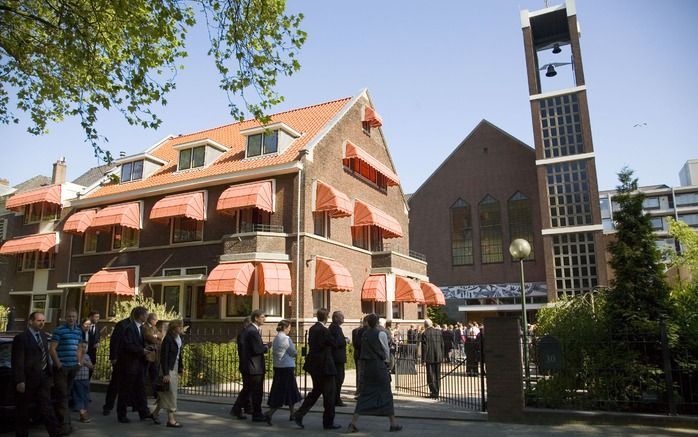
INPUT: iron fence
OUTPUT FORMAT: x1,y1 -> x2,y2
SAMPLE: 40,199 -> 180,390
524,325 -> 698,415
394,336 -> 486,411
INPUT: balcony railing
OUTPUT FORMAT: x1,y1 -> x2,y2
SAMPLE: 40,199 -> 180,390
382,242 -> 427,261
237,223 -> 284,234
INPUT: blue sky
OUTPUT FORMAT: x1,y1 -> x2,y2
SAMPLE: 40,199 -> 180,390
2,0 -> 697,193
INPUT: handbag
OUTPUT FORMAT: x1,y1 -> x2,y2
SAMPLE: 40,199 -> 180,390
145,349 -> 157,363
154,375 -> 170,392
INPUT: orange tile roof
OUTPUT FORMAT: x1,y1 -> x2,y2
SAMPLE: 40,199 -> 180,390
86,97 -> 351,200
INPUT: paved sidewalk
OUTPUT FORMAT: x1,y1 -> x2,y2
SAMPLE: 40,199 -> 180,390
30,391 -> 692,437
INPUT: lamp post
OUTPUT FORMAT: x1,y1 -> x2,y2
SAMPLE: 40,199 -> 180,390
509,238 -> 532,389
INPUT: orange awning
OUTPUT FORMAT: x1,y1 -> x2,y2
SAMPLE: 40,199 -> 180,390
63,209 -> 97,234
205,262 -> 255,295
217,181 -> 273,214
315,258 -> 353,292
314,181 -> 352,218
0,233 -> 57,254
395,276 -> 425,303
420,281 -> 446,306
363,106 -> 383,128
353,199 -> 403,238
150,192 -> 205,222
361,275 -> 387,302
91,202 -> 141,230
258,262 -> 292,296
6,185 -> 62,210
344,142 -> 399,186
84,268 -> 135,295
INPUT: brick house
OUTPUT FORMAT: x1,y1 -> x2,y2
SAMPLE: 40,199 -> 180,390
4,90 -> 440,334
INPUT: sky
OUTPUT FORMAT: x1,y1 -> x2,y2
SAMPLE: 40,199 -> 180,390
2,0 -> 697,194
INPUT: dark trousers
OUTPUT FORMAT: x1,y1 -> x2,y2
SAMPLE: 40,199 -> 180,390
15,374 -> 61,437
354,358 -> 364,396
146,361 -> 158,398
53,365 -> 78,428
296,373 -> 336,428
87,351 -> 97,379
232,373 -> 263,416
103,363 -> 120,411
334,362 -> 345,404
426,362 -> 441,397
117,371 -> 149,419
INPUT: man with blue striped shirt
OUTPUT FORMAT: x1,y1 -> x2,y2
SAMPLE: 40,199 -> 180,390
49,308 -> 85,435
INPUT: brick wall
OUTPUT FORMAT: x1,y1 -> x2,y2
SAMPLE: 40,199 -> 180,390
484,316 -> 524,422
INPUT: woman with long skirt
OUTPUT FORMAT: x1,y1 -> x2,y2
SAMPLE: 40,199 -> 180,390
151,319 -> 184,428
348,313 -> 402,433
264,320 -> 302,424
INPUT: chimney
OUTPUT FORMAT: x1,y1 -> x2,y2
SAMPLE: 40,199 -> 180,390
52,157 -> 67,185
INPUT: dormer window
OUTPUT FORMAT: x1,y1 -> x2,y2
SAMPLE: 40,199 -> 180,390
115,153 -> 167,184
178,145 -> 206,170
247,130 -> 278,157
121,160 -> 144,182
173,138 -> 227,172
240,122 -> 300,159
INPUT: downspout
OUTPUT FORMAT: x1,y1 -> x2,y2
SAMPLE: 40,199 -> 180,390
295,158 -> 305,344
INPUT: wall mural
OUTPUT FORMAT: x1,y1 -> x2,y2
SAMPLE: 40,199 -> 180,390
441,282 -> 547,300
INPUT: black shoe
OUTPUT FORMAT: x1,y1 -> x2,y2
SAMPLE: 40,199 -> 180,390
390,425 -> 403,432
252,415 -> 271,426
348,423 -> 359,433
117,417 -> 130,423
102,408 -> 111,416
294,415 -> 304,429
324,424 -> 342,430
336,400 -> 346,407
230,409 -> 247,420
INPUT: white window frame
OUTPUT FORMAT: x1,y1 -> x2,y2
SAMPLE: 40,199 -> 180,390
170,216 -> 205,244
112,225 -> 140,250
120,159 -> 144,183
84,229 -> 98,253
245,130 -> 279,159
177,145 -> 206,171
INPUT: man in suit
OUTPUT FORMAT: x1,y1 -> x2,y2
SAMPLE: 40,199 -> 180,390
12,311 -> 62,437
351,315 -> 368,400
422,319 -> 444,398
86,311 -> 101,375
116,306 -> 152,423
102,315 -> 130,416
294,308 -> 340,430
231,310 -> 269,423
329,311 -> 347,406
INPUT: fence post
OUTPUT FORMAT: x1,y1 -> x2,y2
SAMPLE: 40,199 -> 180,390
660,319 -> 676,416
483,317 -> 524,422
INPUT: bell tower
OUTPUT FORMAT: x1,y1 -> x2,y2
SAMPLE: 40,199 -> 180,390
520,0 -> 607,298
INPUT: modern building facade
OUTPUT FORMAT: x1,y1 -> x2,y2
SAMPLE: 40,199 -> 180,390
0,90 -> 441,333
520,0 -> 608,297
599,160 -> 698,255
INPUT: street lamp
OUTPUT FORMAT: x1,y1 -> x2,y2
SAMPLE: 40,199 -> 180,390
509,238 -> 531,389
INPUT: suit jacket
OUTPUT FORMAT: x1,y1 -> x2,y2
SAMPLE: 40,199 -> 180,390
352,326 -> 366,361
117,320 -> 146,375
109,318 -> 130,362
87,323 -> 101,359
422,327 -> 444,364
303,322 -> 336,376
160,333 -> 183,375
12,329 -> 52,387
329,322 -> 347,365
239,324 -> 268,376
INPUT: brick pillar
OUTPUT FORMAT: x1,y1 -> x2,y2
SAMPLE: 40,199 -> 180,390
484,317 -> 524,422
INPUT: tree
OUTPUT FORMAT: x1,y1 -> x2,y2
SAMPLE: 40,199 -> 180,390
0,0 -> 306,161
605,167 -> 670,334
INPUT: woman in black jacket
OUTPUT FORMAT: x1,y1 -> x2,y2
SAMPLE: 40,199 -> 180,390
151,319 -> 184,427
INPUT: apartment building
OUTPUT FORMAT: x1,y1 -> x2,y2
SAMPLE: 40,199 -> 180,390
0,90 -> 441,333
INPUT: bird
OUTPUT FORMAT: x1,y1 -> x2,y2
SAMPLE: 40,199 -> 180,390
633,122 -> 647,128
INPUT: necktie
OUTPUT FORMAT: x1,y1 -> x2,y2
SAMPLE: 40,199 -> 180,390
36,332 -> 48,371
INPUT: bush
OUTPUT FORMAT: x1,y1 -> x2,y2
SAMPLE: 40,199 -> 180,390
110,295 -> 180,322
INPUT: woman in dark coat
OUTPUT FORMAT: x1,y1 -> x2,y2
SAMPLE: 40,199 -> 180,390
347,313 -> 402,433
151,319 -> 184,427
442,324 -> 454,363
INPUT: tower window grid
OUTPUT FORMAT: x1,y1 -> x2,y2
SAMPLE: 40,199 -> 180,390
539,94 -> 583,159
546,160 -> 594,227
552,232 -> 598,296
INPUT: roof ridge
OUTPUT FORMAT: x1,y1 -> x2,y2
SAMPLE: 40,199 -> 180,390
172,96 -> 353,141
